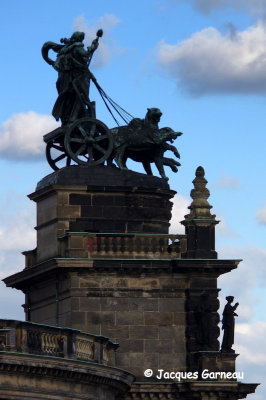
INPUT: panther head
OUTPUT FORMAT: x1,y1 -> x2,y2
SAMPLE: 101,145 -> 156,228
145,108 -> 163,126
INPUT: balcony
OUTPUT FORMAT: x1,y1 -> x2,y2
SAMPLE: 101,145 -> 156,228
0,319 -> 117,365
58,232 -> 187,260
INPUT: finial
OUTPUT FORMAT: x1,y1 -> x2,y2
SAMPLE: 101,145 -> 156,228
181,166 -> 219,259
185,166 -> 215,220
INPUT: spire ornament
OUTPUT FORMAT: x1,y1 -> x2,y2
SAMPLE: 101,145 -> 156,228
181,166 -> 219,259
185,166 -> 216,220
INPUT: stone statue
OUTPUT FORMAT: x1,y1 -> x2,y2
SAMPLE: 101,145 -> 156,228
108,108 -> 182,180
196,292 -> 213,349
221,296 -> 239,352
42,30 -> 103,125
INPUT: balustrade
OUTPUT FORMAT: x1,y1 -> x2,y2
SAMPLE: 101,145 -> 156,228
0,320 -> 114,366
58,232 -> 187,260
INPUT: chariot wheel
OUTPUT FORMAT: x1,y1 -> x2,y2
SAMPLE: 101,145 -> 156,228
46,140 -> 72,171
64,117 -> 113,166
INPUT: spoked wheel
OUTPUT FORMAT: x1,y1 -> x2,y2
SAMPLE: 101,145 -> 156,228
64,117 -> 113,166
46,140 -> 72,171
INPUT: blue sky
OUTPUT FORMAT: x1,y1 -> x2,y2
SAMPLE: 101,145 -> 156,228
0,0 -> 265,398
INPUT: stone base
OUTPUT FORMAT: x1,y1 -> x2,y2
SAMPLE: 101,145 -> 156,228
121,382 -> 258,400
30,165 -> 176,264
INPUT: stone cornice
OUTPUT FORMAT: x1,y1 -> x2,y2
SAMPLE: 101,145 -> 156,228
0,352 -> 134,392
3,257 -> 240,290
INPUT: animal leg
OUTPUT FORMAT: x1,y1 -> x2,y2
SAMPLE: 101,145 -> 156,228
115,145 -> 128,170
154,156 -> 168,181
122,154 -> 128,169
143,161 -> 153,175
107,153 -> 116,167
163,143 -> 180,159
163,157 -> 181,172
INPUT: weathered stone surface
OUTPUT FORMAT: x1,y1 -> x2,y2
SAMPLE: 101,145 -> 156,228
122,382 -> 259,400
36,165 -> 170,191
29,166 -> 176,263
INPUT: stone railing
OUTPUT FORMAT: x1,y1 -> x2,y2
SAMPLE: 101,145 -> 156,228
0,319 -> 117,365
58,232 -> 187,260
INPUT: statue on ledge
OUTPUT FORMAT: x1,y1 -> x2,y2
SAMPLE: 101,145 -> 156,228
221,296 -> 239,353
41,31 -> 182,180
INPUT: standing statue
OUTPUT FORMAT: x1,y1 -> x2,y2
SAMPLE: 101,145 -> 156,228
221,296 -> 239,352
42,30 -> 103,125
195,292 -> 213,349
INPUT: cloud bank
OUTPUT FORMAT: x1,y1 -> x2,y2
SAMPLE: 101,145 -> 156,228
174,0 -> 266,15
0,112 -> 58,161
0,196 -> 35,281
211,174 -> 239,189
219,244 -> 266,321
169,194 -> 190,233
157,22 -> 266,95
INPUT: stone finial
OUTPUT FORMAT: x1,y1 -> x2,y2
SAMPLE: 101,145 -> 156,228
185,166 -> 216,220
181,166 -> 219,259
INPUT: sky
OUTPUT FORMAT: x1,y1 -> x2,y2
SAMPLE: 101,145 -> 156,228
0,0 -> 265,398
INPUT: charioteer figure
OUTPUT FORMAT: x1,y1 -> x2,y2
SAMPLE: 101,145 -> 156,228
42,29 -> 103,125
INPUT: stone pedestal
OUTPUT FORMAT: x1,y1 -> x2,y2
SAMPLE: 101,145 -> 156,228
31,165 -> 175,264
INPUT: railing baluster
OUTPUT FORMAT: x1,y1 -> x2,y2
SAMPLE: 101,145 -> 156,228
154,236 -> 161,258
124,236 -> 130,257
116,236 -> 122,257
139,236 -> 145,257
162,236 -> 168,257
98,236 -> 105,257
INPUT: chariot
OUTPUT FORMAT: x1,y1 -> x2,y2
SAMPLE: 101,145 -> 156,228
44,115 -> 114,171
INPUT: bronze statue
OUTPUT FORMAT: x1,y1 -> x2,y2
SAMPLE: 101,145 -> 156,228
108,108 -> 182,180
42,30 -> 103,125
221,296 -> 239,352
42,32 -> 183,178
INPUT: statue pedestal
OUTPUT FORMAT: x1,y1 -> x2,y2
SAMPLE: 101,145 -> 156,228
31,165 -> 175,264
194,351 -> 238,380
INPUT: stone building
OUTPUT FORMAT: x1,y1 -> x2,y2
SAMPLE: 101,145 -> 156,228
1,163 -> 258,399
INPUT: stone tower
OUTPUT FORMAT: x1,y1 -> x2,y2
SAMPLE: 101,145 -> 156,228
4,164 -> 258,400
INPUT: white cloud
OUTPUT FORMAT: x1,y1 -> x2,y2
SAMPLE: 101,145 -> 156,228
236,321 -> 266,363
0,282 -> 24,320
0,210 -> 35,253
256,203 -> 266,224
211,174 -> 239,189
157,22 -> 266,95
216,217 -> 240,238
72,14 -> 122,69
0,189 -> 36,278
0,112 -> 58,161
0,189 -> 35,320
219,244 -> 266,321
229,320 -> 266,399
174,0 -> 266,15
169,194 -> 190,233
